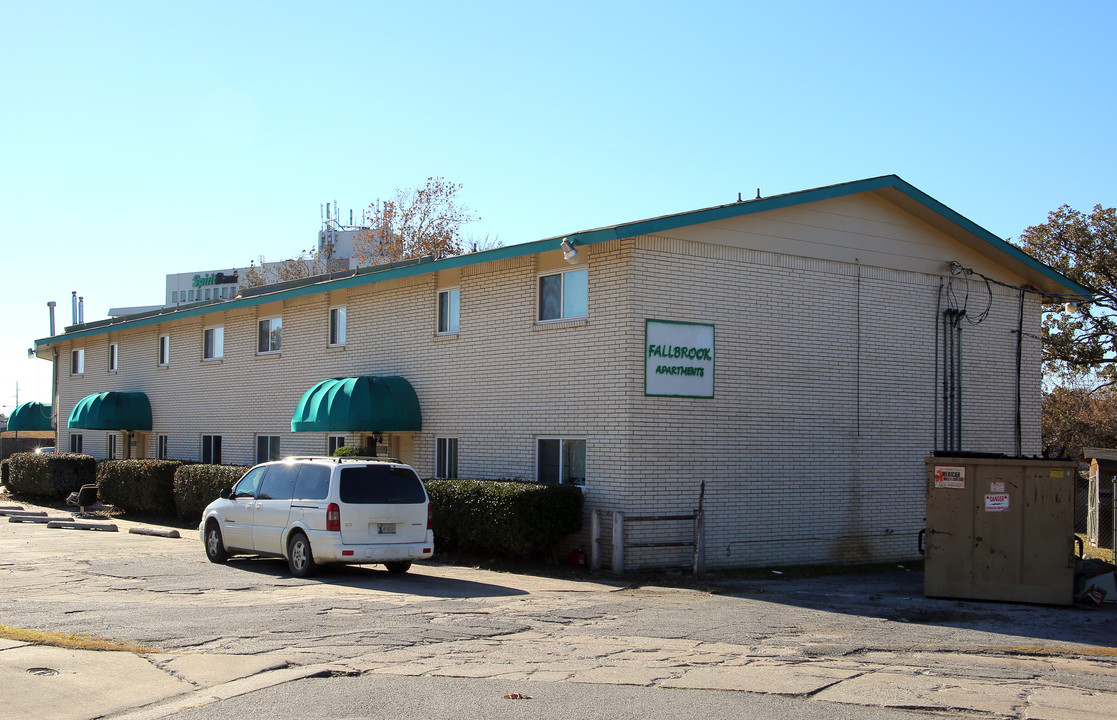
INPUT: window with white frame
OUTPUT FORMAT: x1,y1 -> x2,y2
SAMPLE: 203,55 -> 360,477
435,437 -> 458,479
328,435 -> 346,455
538,268 -> 587,321
158,334 -> 170,366
158,434 -> 168,459
256,435 -> 281,463
70,433 -> 83,453
203,326 -> 224,360
108,343 -> 118,372
171,291 -> 178,303
257,318 -> 282,354
108,433 -> 118,460
537,437 -> 586,486
437,288 -> 460,334
201,435 -> 222,464
71,348 -> 85,375
329,307 -> 347,346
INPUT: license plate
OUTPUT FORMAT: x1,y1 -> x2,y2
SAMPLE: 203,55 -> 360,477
377,523 -> 396,535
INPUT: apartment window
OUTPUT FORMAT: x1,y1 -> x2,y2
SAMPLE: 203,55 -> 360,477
258,318 -> 282,354
204,288 -> 212,301
71,348 -> 85,375
70,433 -> 83,453
328,435 -> 346,455
329,307 -> 347,346
437,288 -> 460,334
203,327 -> 224,360
158,334 -> 170,366
537,438 -> 586,486
538,268 -> 587,321
188,289 -> 196,302
158,435 -> 168,459
171,291 -> 178,303
201,435 -> 222,465
435,437 -> 458,479
108,343 -> 118,372
107,434 -> 118,460
256,435 -> 281,464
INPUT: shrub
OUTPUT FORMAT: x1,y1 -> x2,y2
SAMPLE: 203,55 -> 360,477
97,459 -> 185,516
174,464 -> 250,522
424,479 -> 584,558
5,452 -> 96,500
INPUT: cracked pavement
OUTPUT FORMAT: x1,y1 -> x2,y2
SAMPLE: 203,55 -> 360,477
1,504 -> 1115,719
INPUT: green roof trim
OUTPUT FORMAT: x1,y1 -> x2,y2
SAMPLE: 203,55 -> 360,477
34,175 -> 1090,350
68,391 -> 152,431
7,401 -> 53,431
291,376 -> 421,433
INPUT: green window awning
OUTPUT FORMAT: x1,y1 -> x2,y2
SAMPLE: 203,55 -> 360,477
68,392 -> 152,431
7,401 -> 53,431
291,376 -> 421,432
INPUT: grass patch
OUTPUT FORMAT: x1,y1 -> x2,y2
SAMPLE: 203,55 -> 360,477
0,624 -> 158,653
1076,533 -> 1115,564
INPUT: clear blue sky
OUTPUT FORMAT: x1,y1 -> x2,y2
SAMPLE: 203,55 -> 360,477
2,1 -> 1114,415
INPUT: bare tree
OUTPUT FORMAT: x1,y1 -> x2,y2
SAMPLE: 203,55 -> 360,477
241,250 -> 328,289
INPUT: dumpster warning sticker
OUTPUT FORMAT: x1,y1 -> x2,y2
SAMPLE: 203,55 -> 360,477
990,481 -> 1005,492
985,493 -> 1010,512
934,466 -> 966,489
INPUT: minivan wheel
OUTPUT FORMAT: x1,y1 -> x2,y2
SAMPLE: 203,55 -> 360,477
287,531 -> 316,577
384,561 -> 411,574
205,521 -> 228,564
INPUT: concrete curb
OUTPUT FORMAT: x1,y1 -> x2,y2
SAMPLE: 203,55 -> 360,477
128,527 -> 181,539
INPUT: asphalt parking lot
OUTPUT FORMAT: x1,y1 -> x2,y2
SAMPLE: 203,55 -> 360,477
1,497 -> 1115,720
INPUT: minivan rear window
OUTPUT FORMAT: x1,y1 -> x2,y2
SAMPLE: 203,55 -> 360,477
339,466 -> 427,504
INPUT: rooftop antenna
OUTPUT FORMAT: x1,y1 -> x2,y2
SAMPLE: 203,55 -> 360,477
756,188 -> 761,199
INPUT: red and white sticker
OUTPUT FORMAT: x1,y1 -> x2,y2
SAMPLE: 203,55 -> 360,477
934,466 -> 966,489
985,493 -> 1010,512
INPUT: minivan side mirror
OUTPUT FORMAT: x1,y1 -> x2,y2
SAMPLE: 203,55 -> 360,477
220,487 -> 232,499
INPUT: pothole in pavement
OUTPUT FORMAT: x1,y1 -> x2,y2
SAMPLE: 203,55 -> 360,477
27,667 -> 59,677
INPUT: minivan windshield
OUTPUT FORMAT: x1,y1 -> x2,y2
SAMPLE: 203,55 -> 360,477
339,466 -> 426,504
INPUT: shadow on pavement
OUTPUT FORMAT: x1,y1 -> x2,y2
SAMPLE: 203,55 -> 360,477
710,568 -> 1117,649
222,556 -> 530,598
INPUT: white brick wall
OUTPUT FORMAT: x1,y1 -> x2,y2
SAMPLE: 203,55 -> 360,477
52,222 -> 1045,570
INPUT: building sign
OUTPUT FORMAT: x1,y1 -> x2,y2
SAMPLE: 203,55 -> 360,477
645,319 -> 714,398
193,271 -> 239,288
933,466 -> 966,489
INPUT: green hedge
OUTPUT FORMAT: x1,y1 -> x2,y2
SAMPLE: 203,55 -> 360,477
424,479 -> 584,558
97,459 -> 186,515
173,464 -> 250,522
4,452 -> 96,500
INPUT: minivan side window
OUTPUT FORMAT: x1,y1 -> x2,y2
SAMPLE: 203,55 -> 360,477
257,463 -> 298,500
293,465 -> 331,500
339,466 -> 426,504
233,467 -> 266,499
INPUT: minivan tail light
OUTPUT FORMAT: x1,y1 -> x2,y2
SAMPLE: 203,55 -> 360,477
427,503 -> 432,530
327,503 -> 341,532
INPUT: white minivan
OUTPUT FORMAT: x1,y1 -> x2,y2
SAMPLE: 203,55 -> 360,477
199,456 -> 434,577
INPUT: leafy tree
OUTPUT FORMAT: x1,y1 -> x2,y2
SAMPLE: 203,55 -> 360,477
1016,204 -> 1117,387
1041,384 -> 1117,458
354,177 -> 479,266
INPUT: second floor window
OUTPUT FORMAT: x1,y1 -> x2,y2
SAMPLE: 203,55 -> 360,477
108,343 -> 118,372
438,288 -> 460,334
158,335 -> 170,366
538,268 -> 587,321
330,307 -> 347,346
258,318 -> 282,354
204,327 -> 224,360
71,348 -> 85,375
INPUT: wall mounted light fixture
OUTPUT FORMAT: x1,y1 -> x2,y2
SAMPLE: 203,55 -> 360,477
560,237 -> 580,265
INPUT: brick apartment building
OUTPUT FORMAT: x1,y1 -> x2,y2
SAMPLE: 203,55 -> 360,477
28,176 -> 1089,569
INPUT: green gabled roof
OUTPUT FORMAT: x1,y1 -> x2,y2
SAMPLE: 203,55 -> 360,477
34,175 -> 1091,350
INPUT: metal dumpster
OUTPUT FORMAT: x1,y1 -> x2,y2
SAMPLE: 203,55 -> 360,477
924,456 -> 1078,605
